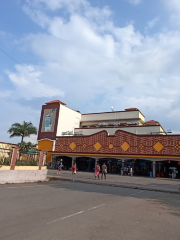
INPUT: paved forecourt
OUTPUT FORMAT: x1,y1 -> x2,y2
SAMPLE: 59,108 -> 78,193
48,169 -> 180,193
0,180 -> 180,240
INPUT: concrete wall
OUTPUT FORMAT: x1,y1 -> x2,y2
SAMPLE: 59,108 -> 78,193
56,104 -> 81,136
74,125 -> 165,135
0,169 -> 48,184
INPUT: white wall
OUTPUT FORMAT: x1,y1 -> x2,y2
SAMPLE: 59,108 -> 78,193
0,170 -> 47,184
81,111 -> 144,125
139,112 -> 145,122
56,104 -> 81,136
74,125 -> 165,135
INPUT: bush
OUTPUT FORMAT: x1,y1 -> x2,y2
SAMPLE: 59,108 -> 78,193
0,157 -> 10,166
15,159 -> 38,166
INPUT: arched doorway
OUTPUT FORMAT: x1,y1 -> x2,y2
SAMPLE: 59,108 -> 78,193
76,157 -> 95,172
98,158 -> 120,174
133,159 -> 152,177
55,156 -> 72,170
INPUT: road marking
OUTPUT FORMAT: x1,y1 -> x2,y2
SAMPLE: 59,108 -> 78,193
6,185 -> 48,189
87,204 -> 106,211
7,186 -> 34,189
47,204 -> 106,225
48,211 -> 84,224
36,185 -> 47,187
131,191 -> 144,196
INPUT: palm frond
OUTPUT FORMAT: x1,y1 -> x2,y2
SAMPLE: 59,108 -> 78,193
7,121 -> 37,140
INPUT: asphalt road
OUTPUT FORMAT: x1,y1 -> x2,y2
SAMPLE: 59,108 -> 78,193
0,181 -> 180,240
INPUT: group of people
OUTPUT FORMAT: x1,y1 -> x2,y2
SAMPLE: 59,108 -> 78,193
94,163 -> 107,180
57,162 -> 107,180
57,162 -> 133,179
57,161 -> 77,174
122,167 -> 133,177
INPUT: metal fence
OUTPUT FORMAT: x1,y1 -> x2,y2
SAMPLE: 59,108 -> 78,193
15,150 -> 47,166
0,147 -> 47,167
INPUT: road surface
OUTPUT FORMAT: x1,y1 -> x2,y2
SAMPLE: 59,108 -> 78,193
0,180 -> 180,240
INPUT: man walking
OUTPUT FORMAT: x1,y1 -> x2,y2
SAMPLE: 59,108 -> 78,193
101,163 -> 107,180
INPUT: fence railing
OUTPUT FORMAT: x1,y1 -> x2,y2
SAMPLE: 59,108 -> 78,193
0,147 -> 47,170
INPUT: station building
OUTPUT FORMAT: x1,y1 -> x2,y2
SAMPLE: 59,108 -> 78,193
37,100 -> 180,178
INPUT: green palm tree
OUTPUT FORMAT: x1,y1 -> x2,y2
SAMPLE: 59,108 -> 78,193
7,121 -> 37,142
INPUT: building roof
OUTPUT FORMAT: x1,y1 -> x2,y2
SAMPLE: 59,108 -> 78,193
45,100 -> 66,105
125,108 -> 138,111
145,120 -> 159,124
0,141 -> 18,146
82,108 -> 145,118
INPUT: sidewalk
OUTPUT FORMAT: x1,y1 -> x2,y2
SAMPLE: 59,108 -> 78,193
48,170 -> 180,194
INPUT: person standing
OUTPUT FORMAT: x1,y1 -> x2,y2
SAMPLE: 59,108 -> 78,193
130,167 -> 133,177
57,161 -> 63,174
94,164 -> 100,180
101,163 -> 107,180
72,163 -> 77,174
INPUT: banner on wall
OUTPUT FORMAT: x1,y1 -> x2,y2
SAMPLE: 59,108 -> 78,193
41,108 -> 57,132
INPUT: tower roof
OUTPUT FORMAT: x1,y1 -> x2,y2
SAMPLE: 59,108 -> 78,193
45,100 -> 66,105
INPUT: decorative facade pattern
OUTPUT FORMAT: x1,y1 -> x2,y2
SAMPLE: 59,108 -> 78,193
54,130 -> 180,157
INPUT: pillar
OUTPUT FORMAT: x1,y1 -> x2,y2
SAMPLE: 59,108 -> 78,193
122,160 -> 125,168
72,157 -> 76,167
51,157 -> 56,169
153,161 -> 156,178
10,147 -> 18,170
109,160 -> 112,173
133,159 -> 136,175
39,150 -> 44,170
121,160 -> 125,175
95,158 -> 98,167
88,160 -> 91,171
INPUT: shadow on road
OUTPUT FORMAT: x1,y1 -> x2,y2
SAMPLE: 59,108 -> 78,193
47,180 -> 180,217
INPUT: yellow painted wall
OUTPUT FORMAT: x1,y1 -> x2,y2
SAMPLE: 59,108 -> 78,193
0,142 -> 17,158
38,140 -> 53,163
0,166 -> 10,170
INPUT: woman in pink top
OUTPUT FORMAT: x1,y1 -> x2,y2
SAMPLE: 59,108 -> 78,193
72,164 -> 77,174
94,164 -> 100,179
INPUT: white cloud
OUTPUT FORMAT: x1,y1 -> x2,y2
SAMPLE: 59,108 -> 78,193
163,0 -> 180,26
8,65 -> 64,100
126,0 -> 143,6
3,0 -> 180,137
146,17 -> 159,30
35,0 -> 88,12
0,90 -> 12,98
23,5 -> 51,28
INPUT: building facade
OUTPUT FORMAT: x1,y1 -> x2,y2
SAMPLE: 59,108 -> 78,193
37,100 -> 180,178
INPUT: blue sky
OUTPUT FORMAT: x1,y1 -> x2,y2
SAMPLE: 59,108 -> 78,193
1,0 -> 180,143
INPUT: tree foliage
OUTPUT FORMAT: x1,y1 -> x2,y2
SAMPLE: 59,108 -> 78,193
18,141 -> 37,154
7,121 -> 37,142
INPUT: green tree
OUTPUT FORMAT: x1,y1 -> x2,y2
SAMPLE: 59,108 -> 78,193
7,121 -> 37,143
18,141 -> 37,154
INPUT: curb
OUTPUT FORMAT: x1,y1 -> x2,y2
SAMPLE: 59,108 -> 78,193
48,176 -> 180,195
